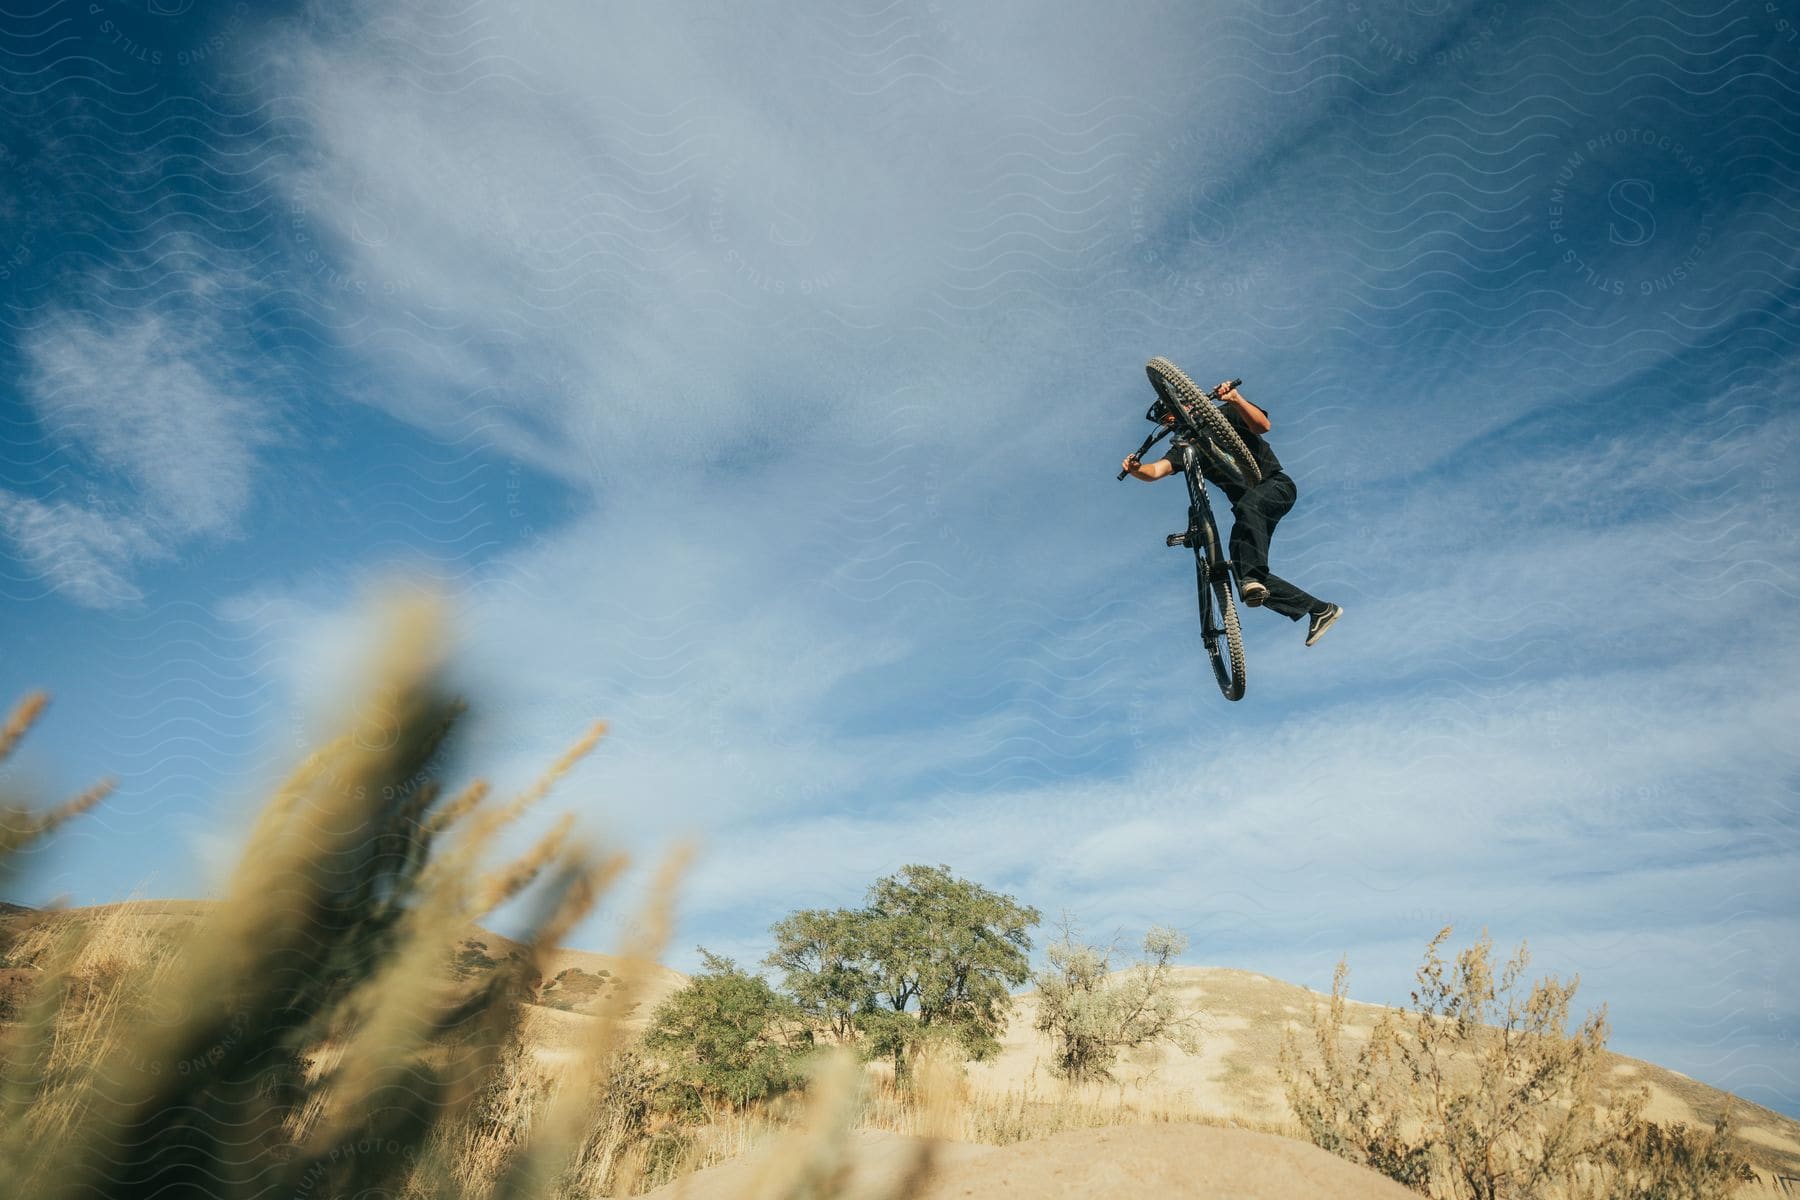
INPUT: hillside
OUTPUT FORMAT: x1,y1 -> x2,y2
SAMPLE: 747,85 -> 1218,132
4,906 -> 1794,1195
965,966 -> 1800,1187
0,900 -> 689,1035
448,923 -> 689,1026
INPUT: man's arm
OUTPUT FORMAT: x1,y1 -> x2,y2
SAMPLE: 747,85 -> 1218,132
1122,455 -> 1177,481
1217,382 -> 1270,434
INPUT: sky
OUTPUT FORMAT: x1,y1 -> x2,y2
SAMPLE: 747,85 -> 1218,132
2,0 -> 1797,1116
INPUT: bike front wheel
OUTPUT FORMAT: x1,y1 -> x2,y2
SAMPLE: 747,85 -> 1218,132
1146,357 -> 1263,492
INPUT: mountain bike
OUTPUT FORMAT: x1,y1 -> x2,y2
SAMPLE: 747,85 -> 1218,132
1118,357 -> 1264,701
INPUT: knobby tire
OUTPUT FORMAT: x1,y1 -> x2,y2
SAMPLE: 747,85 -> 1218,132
1192,512 -> 1246,701
1145,357 -> 1264,492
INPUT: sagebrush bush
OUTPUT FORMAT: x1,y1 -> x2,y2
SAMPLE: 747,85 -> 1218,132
1032,920 -> 1200,1082
1278,927 -> 1751,1200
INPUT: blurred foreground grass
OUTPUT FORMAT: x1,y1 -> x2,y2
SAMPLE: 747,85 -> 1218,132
0,597 -> 936,1200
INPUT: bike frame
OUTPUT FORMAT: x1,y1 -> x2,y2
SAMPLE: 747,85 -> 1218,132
1177,444 -> 1234,652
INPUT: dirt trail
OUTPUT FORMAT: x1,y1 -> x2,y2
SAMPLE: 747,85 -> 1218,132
639,1123 -> 1420,1200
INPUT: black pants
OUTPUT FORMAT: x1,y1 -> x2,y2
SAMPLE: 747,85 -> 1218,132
1227,472 -> 1327,622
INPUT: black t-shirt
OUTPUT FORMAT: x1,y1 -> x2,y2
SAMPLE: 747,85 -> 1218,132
1158,403 -> 1283,492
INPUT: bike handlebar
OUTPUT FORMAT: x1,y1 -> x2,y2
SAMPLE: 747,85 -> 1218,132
1116,377 -> 1243,479
1118,427 -> 1169,480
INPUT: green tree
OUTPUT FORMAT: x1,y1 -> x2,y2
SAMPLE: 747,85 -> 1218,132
644,951 -> 810,1114
1033,921 -> 1200,1081
768,865 -> 1039,1082
765,907 -> 871,1044
861,864 -> 1038,1077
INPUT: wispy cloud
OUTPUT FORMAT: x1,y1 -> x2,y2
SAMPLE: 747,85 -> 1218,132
0,492 -> 156,609
11,308 -> 277,606
262,0 -> 1368,483
23,310 -> 271,539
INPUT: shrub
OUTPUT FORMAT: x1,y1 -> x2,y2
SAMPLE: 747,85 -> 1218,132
1278,927 -> 1751,1200
537,965 -> 612,1013
1594,1115 -> 1755,1200
562,1048 -> 694,1195
1033,921 -> 1200,1082
645,950 -> 811,1113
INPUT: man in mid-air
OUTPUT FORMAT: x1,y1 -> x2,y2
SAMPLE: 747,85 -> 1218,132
1122,381 -> 1342,646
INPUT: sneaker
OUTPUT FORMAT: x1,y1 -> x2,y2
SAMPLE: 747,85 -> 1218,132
1305,604 -> 1342,646
1240,580 -> 1269,607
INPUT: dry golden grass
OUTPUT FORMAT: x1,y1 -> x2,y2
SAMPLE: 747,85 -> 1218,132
0,691 -> 112,865
854,1052 -> 1279,1148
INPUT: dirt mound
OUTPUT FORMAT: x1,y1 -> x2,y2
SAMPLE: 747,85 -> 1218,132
638,1123 -> 1417,1200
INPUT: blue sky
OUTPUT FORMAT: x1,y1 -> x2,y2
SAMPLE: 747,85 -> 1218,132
2,0 -> 1797,1115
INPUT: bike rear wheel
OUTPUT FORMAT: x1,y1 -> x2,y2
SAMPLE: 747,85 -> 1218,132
1146,357 -> 1263,491
1190,511 -> 1246,701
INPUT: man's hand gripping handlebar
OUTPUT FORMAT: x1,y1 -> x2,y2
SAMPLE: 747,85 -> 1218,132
1116,377 -> 1241,480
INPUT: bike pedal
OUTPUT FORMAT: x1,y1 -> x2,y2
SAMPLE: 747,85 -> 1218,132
1166,532 -> 1192,548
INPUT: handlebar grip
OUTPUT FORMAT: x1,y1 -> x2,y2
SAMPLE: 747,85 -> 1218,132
1120,423 -> 1170,480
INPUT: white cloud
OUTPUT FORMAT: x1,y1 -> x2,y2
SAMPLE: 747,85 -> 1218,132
9,308 -> 279,607
259,0 -> 1358,486
0,492 -> 158,609
23,310 -> 271,540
